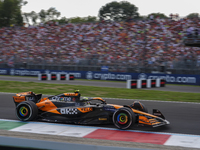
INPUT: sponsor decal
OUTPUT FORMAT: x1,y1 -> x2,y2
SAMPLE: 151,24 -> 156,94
104,107 -> 116,112
78,107 -> 93,113
86,71 -> 131,81
153,113 -> 162,116
0,69 -> 7,75
86,71 -> 93,80
64,93 -> 79,96
60,108 -> 77,114
10,69 -> 15,75
51,96 -> 72,102
45,70 -> 50,74
138,73 -> 197,84
10,69 -> 41,76
60,97 -> 65,101
1,68 -> 199,85
101,66 -> 109,72
138,73 -> 147,80
14,96 -> 25,102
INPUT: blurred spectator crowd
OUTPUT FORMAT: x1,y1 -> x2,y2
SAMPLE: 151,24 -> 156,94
0,17 -> 200,72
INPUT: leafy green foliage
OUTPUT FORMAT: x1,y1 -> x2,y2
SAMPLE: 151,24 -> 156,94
69,16 -> 97,23
0,0 -> 26,27
98,1 -> 139,21
186,13 -> 199,19
147,13 -> 168,19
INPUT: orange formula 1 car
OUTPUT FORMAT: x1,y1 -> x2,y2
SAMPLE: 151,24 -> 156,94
13,90 -> 170,129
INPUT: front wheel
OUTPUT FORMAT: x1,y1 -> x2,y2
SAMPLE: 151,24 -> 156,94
113,107 -> 135,130
16,101 -> 38,121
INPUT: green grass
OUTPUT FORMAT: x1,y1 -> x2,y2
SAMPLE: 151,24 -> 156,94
0,80 -> 200,103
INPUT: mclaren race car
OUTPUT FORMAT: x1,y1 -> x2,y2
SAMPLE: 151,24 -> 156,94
13,90 -> 170,129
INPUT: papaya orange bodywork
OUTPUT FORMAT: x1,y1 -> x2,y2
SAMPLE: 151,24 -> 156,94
36,100 -> 59,114
132,109 -> 158,118
139,116 -> 151,125
16,91 -> 33,96
13,96 -> 26,103
109,104 -> 123,109
92,97 -> 106,103
64,93 -> 79,96
77,107 -> 93,113
39,97 -> 48,102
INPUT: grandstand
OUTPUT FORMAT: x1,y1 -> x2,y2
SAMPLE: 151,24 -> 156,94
0,18 -> 200,75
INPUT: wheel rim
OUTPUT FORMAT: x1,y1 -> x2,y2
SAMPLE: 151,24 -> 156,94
117,113 -> 128,124
16,104 -> 32,120
19,106 -> 29,117
113,108 -> 134,129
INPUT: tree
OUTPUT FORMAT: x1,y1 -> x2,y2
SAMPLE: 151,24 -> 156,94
98,1 -> 139,21
0,0 -> 27,27
39,7 -> 61,23
147,13 -> 168,19
47,7 -> 61,21
86,16 -> 98,22
15,9 -> 23,26
39,9 -> 47,23
69,16 -> 97,23
57,16 -> 69,24
186,13 -> 199,19
22,12 -> 30,25
29,11 -> 38,25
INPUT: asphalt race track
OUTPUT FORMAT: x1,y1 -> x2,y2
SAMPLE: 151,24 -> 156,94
0,75 -> 200,135
0,76 -> 200,150
1,92 -> 200,136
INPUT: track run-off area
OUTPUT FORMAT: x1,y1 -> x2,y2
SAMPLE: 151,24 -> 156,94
0,76 -> 200,149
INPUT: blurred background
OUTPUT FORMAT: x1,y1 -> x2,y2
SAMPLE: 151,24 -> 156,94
0,0 -> 200,75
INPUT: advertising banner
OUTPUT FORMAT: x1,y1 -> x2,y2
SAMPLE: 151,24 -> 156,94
0,68 -> 199,85
136,73 -> 200,85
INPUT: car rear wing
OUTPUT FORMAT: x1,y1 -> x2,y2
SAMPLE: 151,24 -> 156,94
13,91 -> 42,106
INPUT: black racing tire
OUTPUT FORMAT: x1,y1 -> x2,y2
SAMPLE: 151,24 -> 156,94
16,101 -> 38,121
113,107 -> 135,130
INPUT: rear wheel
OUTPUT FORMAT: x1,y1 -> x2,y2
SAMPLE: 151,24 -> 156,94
16,101 -> 38,121
113,107 -> 135,130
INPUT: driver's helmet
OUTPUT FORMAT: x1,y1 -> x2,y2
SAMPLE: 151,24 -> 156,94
74,90 -> 79,93
130,101 -> 144,111
80,97 -> 88,101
